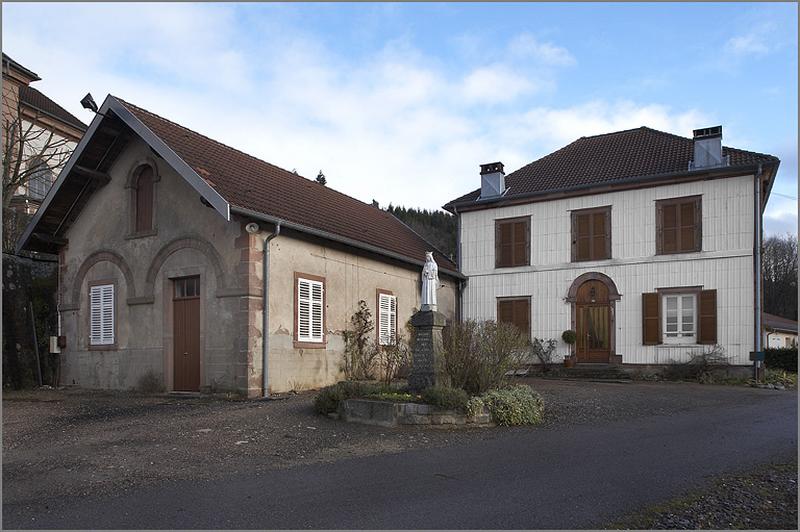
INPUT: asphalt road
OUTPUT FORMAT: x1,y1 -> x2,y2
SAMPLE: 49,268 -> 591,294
4,389 -> 796,530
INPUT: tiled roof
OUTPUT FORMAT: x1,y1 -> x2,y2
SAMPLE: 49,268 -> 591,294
446,127 -> 779,208
20,86 -> 87,131
117,99 -> 458,272
763,313 -> 798,333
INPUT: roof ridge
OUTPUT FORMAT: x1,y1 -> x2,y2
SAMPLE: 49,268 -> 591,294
21,85 -> 87,129
115,96 -> 407,214
579,126 -> 649,140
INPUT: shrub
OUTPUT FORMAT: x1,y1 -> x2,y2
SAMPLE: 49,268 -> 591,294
765,347 -> 797,373
365,391 -> 416,402
561,330 -> 577,345
465,396 -> 485,418
421,385 -> 469,411
342,301 -> 380,380
313,381 -> 387,414
531,337 -> 558,372
377,334 -> 411,386
662,345 -> 730,383
764,368 -> 797,388
481,385 -> 545,426
440,320 -> 527,395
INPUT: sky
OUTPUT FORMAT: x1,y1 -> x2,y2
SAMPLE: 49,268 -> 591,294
3,2 -> 797,235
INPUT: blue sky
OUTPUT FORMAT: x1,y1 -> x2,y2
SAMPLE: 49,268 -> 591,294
4,2 -> 797,234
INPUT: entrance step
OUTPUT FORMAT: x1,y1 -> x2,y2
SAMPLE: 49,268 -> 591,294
543,364 -> 632,381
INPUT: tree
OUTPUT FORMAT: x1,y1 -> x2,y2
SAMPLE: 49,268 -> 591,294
385,204 -> 457,260
763,233 -> 798,320
3,95 -> 75,251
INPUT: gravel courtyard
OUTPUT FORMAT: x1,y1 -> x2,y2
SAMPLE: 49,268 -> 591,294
2,378 -> 792,509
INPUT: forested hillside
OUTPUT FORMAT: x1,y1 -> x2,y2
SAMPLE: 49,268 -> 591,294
385,204 -> 457,261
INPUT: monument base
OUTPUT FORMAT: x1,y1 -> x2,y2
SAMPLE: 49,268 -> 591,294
407,309 -> 447,391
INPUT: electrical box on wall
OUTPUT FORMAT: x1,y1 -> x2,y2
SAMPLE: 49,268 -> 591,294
50,336 -> 61,354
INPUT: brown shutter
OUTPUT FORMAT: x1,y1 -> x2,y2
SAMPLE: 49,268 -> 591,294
604,208 -> 612,259
698,289 -> 717,344
524,218 -> 531,266
592,211 -> 606,260
495,222 -> 513,268
513,220 -> 527,266
679,200 -> 695,252
498,300 -> 514,325
575,213 -> 590,261
570,211 -> 577,262
694,197 -> 702,252
514,299 -> 530,340
642,292 -> 661,345
662,204 -> 678,254
655,202 -> 663,255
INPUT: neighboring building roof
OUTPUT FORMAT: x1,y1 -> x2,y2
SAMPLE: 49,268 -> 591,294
763,313 -> 798,334
445,126 -> 779,210
19,95 -> 459,277
2,53 -> 41,82
19,85 -> 87,132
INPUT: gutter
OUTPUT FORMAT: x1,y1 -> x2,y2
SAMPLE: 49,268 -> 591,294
230,205 -> 465,280
444,161 -> 779,214
261,221 -> 281,398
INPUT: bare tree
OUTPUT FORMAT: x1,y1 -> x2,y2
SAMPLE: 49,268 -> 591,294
763,233 -> 798,320
2,96 -> 75,251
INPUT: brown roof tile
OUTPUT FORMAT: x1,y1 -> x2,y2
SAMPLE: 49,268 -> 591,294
117,99 -> 457,273
763,313 -> 797,333
20,85 -> 87,131
446,127 -> 779,208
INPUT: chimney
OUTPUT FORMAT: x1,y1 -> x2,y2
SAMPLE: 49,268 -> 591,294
689,126 -> 729,170
480,162 -> 505,199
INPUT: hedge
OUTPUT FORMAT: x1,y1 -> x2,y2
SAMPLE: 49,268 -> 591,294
765,347 -> 798,373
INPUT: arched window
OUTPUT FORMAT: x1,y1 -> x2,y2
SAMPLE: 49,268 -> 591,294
134,165 -> 154,232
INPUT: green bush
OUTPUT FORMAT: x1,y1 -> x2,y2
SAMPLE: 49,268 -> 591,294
765,347 -> 797,373
421,385 -> 469,411
764,368 -> 797,388
313,381 -> 387,414
465,396 -> 485,418
481,385 -> 545,426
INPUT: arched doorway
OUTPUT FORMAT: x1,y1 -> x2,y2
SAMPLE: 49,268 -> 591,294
566,273 -> 621,365
575,280 -> 611,363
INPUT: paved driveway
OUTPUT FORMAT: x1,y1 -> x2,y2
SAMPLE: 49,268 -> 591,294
3,380 -> 797,529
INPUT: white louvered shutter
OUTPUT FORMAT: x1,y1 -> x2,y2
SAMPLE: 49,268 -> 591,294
378,293 -> 397,346
89,284 -> 115,345
297,278 -> 324,343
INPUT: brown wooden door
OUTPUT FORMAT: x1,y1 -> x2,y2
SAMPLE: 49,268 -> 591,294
575,280 -> 611,363
173,276 -> 200,391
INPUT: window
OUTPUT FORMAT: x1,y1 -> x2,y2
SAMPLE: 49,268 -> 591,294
134,165 -> 154,233
662,293 -> 696,344
89,283 -> 114,346
27,159 -> 54,200
497,297 -> 530,339
495,217 -> 530,268
571,206 -> 611,261
174,276 -> 200,299
377,291 -> 397,346
295,275 -> 324,345
642,289 -> 717,345
656,196 -> 701,254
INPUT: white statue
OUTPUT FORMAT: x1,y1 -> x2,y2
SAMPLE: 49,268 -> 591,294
421,252 -> 439,311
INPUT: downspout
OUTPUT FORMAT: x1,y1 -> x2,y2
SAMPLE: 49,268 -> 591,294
261,221 -> 282,398
753,164 -> 763,379
453,205 -> 464,323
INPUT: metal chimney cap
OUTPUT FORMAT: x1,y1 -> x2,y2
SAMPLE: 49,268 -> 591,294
693,126 -> 722,139
480,162 -> 504,175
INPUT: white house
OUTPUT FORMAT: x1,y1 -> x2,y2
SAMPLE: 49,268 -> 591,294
444,126 -> 780,371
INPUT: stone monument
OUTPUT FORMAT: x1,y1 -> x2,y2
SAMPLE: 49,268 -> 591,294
408,252 -> 447,390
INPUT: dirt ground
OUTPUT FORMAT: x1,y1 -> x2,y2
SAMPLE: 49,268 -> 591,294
2,378 -> 789,507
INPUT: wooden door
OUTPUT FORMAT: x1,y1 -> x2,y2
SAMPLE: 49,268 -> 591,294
575,280 -> 611,363
173,276 -> 200,391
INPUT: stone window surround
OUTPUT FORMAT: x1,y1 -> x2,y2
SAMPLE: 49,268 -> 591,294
125,158 -> 161,239
293,271 -> 327,349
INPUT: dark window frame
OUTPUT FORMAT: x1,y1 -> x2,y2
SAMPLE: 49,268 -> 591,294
570,206 -> 612,262
656,195 -> 702,255
495,216 -> 530,268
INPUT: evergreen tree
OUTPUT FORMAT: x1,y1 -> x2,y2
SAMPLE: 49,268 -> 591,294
385,204 -> 457,260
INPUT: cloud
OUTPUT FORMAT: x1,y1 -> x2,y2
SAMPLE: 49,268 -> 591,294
725,33 -> 770,56
508,33 -> 576,66
3,3 -> 713,214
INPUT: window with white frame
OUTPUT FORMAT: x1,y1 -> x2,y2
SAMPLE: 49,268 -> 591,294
662,293 -> 696,344
89,284 -> 115,346
27,160 -> 54,200
378,292 -> 397,346
297,277 -> 324,343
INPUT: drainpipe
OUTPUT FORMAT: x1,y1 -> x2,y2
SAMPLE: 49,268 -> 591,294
753,164 -> 763,380
453,205 -> 463,323
256,221 -> 281,398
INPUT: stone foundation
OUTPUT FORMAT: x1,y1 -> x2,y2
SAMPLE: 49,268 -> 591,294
339,399 -> 493,428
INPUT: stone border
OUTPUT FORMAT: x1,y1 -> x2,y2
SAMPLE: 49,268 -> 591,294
338,399 -> 493,428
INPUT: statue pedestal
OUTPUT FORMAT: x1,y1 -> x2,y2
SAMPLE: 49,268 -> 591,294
408,310 -> 447,391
